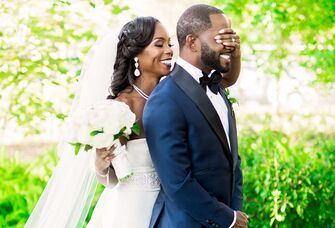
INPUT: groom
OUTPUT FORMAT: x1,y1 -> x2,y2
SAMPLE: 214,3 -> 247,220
143,4 -> 248,228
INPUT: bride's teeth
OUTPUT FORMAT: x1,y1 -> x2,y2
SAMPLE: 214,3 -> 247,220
161,60 -> 172,66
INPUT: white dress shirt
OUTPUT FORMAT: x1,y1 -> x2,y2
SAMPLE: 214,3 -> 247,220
176,57 -> 236,228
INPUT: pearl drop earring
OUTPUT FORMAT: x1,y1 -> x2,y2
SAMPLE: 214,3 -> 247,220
134,57 -> 140,77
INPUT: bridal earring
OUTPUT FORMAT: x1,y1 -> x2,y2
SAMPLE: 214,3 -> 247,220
134,57 -> 140,77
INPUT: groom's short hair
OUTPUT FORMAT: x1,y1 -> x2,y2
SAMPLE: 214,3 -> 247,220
177,4 -> 223,48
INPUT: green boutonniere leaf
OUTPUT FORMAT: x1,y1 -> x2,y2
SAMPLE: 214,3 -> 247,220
225,88 -> 239,104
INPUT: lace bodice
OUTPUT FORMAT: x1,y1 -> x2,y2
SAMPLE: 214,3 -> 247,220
120,138 -> 160,191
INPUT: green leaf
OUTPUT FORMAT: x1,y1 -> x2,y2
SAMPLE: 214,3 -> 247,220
113,126 -> 126,139
58,67 -> 68,74
103,0 -> 113,4
229,97 -> 239,104
84,144 -> 93,151
69,93 -> 75,99
51,80 -> 61,86
111,5 -> 129,15
131,122 -> 140,135
56,113 -> 68,120
90,129 -> 103,136
225,88 -> 230,96
70,142 -> 82,155
89,2 -> 96,8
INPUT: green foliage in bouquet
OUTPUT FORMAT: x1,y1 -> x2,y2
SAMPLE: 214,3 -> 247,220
72,122 -> 141,155
240,130 -> 335,227
112,122 -> 141,140
0,148 -> 57,227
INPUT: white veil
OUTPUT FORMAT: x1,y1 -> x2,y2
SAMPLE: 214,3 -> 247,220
25,31 -> 119,227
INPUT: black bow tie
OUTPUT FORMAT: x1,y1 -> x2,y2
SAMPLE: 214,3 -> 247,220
199,71 -> 222,94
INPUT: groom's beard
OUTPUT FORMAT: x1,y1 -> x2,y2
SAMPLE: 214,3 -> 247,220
200,41 -> 230,73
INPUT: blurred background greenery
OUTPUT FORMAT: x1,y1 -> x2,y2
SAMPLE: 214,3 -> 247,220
0,0 -> 334,227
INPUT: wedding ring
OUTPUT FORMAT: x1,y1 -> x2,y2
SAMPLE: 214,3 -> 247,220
232,38 -> 235,43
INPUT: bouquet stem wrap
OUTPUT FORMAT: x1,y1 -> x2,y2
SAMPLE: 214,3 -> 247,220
111,141 -> 133,182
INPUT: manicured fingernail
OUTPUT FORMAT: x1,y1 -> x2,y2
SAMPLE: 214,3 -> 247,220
214,35 -> 220,39
219,29 -> 226,33
215,39 -> 223,43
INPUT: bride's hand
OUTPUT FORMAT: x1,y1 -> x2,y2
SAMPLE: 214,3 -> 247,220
95,146 -> 116,174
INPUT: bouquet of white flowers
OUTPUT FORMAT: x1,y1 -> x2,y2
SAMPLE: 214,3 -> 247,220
65,99 -> 140,182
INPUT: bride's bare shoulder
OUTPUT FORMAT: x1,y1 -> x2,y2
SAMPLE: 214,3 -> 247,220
114,89 -> 135,108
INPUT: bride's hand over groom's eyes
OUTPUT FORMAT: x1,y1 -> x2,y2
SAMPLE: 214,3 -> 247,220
214,28 -> 241,58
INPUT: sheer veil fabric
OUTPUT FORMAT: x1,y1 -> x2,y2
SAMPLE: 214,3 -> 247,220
25,31 -> 118,228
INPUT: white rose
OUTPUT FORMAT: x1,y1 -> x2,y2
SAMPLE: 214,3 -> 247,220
103,117 -> 122,135
88,107 -> 106,130
91,132 -> 115,149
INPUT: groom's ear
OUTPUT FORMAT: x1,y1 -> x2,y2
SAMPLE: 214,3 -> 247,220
185,34 -> 198,52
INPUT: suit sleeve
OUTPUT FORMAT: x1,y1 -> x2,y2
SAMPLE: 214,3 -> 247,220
231,156 -> 243,211
143,93 -> 234,228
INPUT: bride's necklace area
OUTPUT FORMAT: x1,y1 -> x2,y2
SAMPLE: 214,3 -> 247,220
133,84 -> 149,100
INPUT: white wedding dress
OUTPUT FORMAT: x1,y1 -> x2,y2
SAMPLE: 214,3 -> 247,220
87,138 -> 160,228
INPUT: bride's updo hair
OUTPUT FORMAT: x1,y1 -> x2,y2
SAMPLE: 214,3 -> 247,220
108,16 -> 159,99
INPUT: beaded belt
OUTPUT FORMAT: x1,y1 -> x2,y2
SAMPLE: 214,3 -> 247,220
120,168 -> 160,191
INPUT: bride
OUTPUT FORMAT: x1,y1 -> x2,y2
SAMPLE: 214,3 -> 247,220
87,16 -> 173,227
25,16 -> 173,228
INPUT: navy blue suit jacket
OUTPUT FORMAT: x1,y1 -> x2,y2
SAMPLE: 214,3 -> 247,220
143,64 -> 243,228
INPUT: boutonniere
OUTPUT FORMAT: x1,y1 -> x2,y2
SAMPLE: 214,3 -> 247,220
225,88 -> 239,105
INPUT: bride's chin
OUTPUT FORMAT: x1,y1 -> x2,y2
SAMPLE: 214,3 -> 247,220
161,68 -> 170,75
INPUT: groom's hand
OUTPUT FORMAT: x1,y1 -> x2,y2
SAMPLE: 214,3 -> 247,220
233,211 -> 248,228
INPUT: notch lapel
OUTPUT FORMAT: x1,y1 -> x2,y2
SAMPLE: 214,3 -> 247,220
171,65 -> 233,166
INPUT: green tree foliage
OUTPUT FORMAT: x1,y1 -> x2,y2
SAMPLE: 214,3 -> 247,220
0,0 -> 128,134
213,0 -> 335,84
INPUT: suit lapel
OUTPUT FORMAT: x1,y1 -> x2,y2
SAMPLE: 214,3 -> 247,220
219,89 -> 238,167
171,65 -> 233,166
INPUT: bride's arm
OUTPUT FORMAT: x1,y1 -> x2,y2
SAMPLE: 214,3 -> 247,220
95,148 -> 118,187
215,28 -> 241,88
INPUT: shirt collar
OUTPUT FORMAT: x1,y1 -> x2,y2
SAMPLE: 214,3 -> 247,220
176,58 -> 216,83
176,58 -> 203,83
